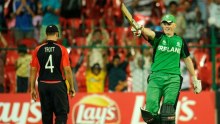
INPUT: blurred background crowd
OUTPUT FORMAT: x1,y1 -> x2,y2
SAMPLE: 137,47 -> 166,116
0,0 -> 220,93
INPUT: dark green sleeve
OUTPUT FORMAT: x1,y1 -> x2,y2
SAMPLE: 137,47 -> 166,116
180,38 -> 190,58
148,32 -> 164,47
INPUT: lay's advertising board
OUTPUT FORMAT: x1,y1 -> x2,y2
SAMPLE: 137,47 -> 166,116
0,91 -> 216,124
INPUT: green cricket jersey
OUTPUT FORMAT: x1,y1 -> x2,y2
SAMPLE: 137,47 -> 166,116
149,32 -> 190,74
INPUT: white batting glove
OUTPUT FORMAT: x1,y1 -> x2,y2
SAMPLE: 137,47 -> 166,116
131,26 -> 142,37
192,76 -> 202,94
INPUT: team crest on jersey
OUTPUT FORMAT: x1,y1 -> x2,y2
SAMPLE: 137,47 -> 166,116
162,40 -> 167,45
176,42 -> 181,47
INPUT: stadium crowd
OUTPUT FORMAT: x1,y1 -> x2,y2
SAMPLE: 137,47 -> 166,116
0,0 -> 220,93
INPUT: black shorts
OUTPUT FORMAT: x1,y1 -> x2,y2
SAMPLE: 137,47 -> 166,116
38,81 -> 69,123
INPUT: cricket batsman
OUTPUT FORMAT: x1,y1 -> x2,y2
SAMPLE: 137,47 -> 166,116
131,14 -> 202,124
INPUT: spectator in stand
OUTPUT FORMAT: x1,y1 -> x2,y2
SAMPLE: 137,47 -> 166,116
130,45 -> 152,71
129,44 -> 151,92
86,27 -> 109,68
186,10 -> 205,42
179,0 -> 195,21
196,0 -> 208,22
86,27 -> 109,46
85,50 -> 107,93
107,55 -> 128,92
0,0 -> 8,34
139,45 -> 152,70
183,0 -> 205,43
61,0 -> 81,20
15,44 -> 32,93
60,0 -> 82,41
168,1 -> 186,37
32,0 -> 43,43
85,62 -> 107,93
5,0 -> 16,31
13,0 -> 35,45
151,0 -> 165,23
164,0 -> 179,7
208,0 -> 220,44
134,0 -> 153,16
39,0 -> 61,42
130,56 -> 149,92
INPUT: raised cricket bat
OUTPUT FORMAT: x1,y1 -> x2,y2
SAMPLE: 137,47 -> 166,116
121,3 -> 140,30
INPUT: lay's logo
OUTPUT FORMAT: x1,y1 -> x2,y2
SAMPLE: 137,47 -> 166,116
72,94 -> 121,124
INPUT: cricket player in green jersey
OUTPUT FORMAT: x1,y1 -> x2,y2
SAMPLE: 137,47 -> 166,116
131,14 -> 202,124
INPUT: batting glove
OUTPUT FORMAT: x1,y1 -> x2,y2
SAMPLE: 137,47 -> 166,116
131,26 -> 142,37
192,76 -> 202,94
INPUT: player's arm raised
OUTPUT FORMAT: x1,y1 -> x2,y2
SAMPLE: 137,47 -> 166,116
140,27 -> 156,40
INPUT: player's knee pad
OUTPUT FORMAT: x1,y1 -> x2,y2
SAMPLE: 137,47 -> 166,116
140,108 -> 155,123
160,104 -> 175,124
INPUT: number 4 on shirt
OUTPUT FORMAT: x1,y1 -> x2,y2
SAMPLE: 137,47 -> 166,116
45,54 -> 54,73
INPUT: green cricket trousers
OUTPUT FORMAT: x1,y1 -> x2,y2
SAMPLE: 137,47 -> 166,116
146,71 -> 183,115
